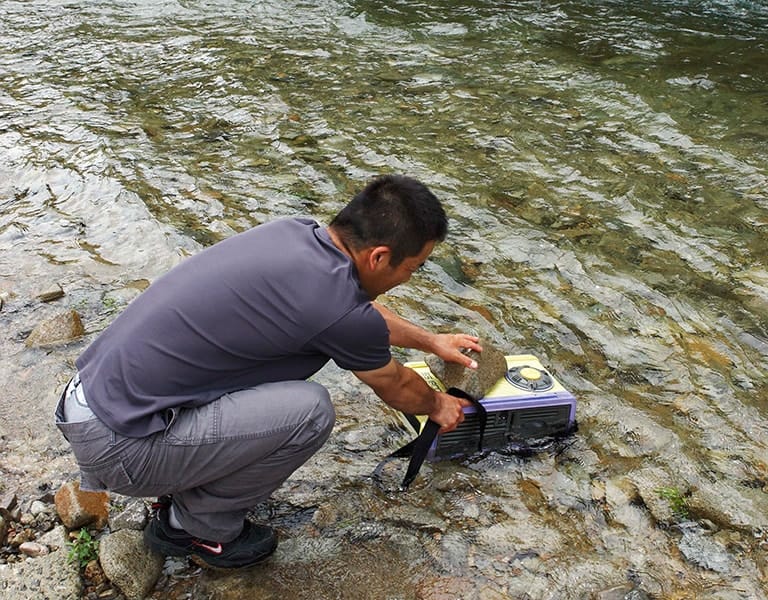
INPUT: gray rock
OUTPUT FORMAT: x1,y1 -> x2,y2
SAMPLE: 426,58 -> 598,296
687,480 -> 768,531
109,498 -> 149,532
678,524 -> 732,573
626,467 -> 684,525
99,529 -> 163,600
0,525 -> 82,599
0,492 -> 19,513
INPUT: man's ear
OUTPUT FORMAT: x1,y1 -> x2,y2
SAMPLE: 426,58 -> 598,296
368,246 -> 391,270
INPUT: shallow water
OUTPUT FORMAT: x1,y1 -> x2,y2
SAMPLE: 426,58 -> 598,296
1,0 -> 767,598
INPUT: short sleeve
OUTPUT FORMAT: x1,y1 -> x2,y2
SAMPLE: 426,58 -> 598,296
307,303 -> 391,371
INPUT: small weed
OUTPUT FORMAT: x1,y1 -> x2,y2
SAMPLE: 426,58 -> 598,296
101,296 -> 118,314
656,486 -> 689,519
67,528 -> 99,568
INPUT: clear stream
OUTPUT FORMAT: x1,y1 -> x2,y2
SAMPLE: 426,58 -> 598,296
1,1 -> 767,599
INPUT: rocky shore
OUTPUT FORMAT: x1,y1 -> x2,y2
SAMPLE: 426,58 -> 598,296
2,290 -> 768,599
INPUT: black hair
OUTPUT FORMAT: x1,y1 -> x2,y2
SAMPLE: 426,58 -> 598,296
330,174 -> 448,266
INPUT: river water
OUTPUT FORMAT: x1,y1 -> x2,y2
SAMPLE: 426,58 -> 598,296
1,1 -> 767,599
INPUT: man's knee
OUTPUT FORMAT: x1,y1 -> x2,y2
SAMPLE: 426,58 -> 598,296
305,381 -> 335,443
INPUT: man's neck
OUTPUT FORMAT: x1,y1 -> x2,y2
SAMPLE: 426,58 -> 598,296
326,227 -> 355,260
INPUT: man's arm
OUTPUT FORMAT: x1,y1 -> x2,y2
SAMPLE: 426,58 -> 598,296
372,302 -> 482,368
354,359 -> 472,433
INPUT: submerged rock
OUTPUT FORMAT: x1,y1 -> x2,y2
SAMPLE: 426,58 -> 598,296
677,524 -> 732,573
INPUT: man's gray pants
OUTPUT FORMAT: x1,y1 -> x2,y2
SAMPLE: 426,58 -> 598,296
55,378 -> 335,542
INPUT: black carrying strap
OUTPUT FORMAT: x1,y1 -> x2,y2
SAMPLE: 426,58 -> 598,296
373,387 -> 488,490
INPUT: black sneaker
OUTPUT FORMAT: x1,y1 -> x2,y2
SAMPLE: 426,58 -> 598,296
143,503 -> 278,569
150,495 -> 173,514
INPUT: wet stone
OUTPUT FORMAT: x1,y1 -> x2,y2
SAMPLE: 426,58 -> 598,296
275,536 -> 342,564
595,585 -> 652,600
311,502 -> 339,529
417,575 -> 476,600
434,531 -> 470,573
341,426 -> 388,452
677,523 -> 732,573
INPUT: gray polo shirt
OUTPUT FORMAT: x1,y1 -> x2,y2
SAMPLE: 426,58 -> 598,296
76,218 -> 391,437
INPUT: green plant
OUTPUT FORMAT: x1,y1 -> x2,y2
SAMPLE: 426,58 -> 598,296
101,296 -> 119,314
66,528 -> 99,568
655,486 -> 689,519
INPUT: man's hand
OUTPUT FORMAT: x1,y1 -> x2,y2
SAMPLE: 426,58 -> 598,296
430,333 -> 483,369
429,391 -> 474,433
372,302 -> 483,369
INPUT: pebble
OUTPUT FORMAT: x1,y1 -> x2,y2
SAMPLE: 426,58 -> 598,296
18,541 -> 49,557
30,501 -> 48,516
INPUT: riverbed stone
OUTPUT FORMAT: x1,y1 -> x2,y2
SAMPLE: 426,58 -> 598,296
626,467 -> 684,525
417,575 -> 477,600
109,497 -> 149,532
475,516 -> 563,559
677,524 -> 732,573
595,584 -> 652,600
54,480 -> 110,530
687,480 -> 768,532
380,503 -> 447,533
25,309 -> 85,348
18,541 -> 49,557
425,337 -> 508,399
36,283 -> 65,302
98,529 -> 163,600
